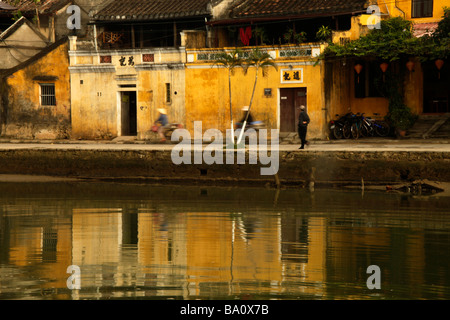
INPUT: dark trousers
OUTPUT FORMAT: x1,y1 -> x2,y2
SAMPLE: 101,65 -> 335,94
298,125 -> 307,147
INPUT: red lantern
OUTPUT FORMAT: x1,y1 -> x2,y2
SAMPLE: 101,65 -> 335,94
354,63 -> 363,83
380,62 -> 388,81
406,60 -> 414,71
406,60 -> 415,81
435,59 -> 444,79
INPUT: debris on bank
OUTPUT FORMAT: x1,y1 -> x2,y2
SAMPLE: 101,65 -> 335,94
386,180 -> 446,195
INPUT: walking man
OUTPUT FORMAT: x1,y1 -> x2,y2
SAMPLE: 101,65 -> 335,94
297,105 -> 310,149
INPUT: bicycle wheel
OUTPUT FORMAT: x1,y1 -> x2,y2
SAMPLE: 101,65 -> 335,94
360,123 -> 370,137
343,123 -> 352,139
375,121 -> 390,137
351,123 -> 359,139
333,125 -> 343,139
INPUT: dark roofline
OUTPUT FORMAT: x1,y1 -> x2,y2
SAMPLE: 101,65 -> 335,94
0,36 -> 68,77
208,9 -> 366,26
92,13 -> 212,23
0,0 -> 71,17
0,2 -> 16,10
0,16 -> 50,43
90,14 -> 212,25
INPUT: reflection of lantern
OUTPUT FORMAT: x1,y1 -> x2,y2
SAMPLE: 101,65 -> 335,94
354,63 -> 363,83
435,59 -> 444,79
406,60 -> 415,81
380,62 -> 388,81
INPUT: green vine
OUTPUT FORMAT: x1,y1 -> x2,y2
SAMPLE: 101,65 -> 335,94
319,12 -> 450,131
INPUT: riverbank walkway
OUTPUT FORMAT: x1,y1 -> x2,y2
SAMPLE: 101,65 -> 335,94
0,137 -> 449,152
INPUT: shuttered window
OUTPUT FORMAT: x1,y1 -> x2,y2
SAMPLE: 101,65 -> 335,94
40,83 -> 56,106
412,0 -> 433,18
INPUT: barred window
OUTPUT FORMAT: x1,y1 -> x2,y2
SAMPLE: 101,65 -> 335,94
165,83 -> 171,103
412,0 -> 433,18
40,83 -> 56,106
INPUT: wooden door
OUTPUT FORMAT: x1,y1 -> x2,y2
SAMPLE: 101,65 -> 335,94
280,88 -> 307,132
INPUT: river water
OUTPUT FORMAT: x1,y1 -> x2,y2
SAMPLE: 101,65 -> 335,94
0,180 -> 449,300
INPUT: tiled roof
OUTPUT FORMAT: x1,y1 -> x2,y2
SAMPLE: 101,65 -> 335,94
0,0 -> 70,15
228,0 -> 368,20
0,1 -> 16,10
413,22 -> 438,38
94,0 -> 212,21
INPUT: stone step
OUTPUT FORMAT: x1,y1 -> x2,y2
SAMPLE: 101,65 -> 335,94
407,114 -> 450,139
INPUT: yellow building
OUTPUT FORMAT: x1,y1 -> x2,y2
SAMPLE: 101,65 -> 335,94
68,0 -> 374,140
0,37 -> 71,139
325,0 -> 449,130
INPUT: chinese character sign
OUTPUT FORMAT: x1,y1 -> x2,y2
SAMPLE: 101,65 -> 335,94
119,56 -> 135,66
280,68 -> 303,83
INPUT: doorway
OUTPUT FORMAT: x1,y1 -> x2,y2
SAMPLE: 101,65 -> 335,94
120,91 -> 137,136
280,88 -> 307,132
422,60 -> 449,114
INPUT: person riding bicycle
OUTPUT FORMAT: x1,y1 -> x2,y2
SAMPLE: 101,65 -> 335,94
239,106 -> 254,125
154,108 -> 169,142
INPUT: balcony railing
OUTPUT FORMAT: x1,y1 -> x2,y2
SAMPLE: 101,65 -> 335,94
187,44 -> 321,63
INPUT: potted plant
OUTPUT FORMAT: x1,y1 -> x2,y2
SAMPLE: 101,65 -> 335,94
386,99 -> 417,137
316,25 -> 332,43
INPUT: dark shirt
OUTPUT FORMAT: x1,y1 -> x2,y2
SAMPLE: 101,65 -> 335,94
298,111 -> 310,127
156,114 -> 168,126
241,112 -> 254,124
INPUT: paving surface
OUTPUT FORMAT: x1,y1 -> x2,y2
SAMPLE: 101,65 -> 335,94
0,137 -> 449,152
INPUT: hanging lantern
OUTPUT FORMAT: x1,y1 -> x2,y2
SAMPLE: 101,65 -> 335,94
380,62 -> 388,81
406,60 -> 415,81
354,63 -> 363,83
380,62 -> 389,73
406,60 -> 415,72
435,59 -> 444,79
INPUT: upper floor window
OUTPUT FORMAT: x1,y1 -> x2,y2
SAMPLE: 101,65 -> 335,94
412,0 -> 433,18
165,83 -> 171,104
40,83 -> 56,106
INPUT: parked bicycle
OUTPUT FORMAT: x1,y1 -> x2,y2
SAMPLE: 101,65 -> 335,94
355,113 -> 390,138
329,112 -> 353,139
329,112 -> 390,140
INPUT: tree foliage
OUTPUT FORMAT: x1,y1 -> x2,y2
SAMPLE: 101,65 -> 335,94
322,11 -> 450,62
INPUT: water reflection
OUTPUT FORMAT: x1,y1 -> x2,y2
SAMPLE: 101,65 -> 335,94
0,182 -> 449,300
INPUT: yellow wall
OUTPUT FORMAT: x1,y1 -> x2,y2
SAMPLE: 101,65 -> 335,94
69,46 -> 186,140
185,45 -> 326,139
378,0 -> 448,23
137,67 -> 186,140
4,40 -> 71,139
70,69 -> 118,139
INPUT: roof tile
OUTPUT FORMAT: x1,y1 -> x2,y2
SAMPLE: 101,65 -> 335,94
0,0 -> 70,15
94,0 -> 212,21
229,0 -> 368,19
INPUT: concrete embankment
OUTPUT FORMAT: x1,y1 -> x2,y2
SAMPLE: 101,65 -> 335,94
0,142 -> 449,187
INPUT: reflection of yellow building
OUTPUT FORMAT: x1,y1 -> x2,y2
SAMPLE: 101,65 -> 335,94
184,212 -> 283,297
281,217 -> 327,297
5,208 -> 72,297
